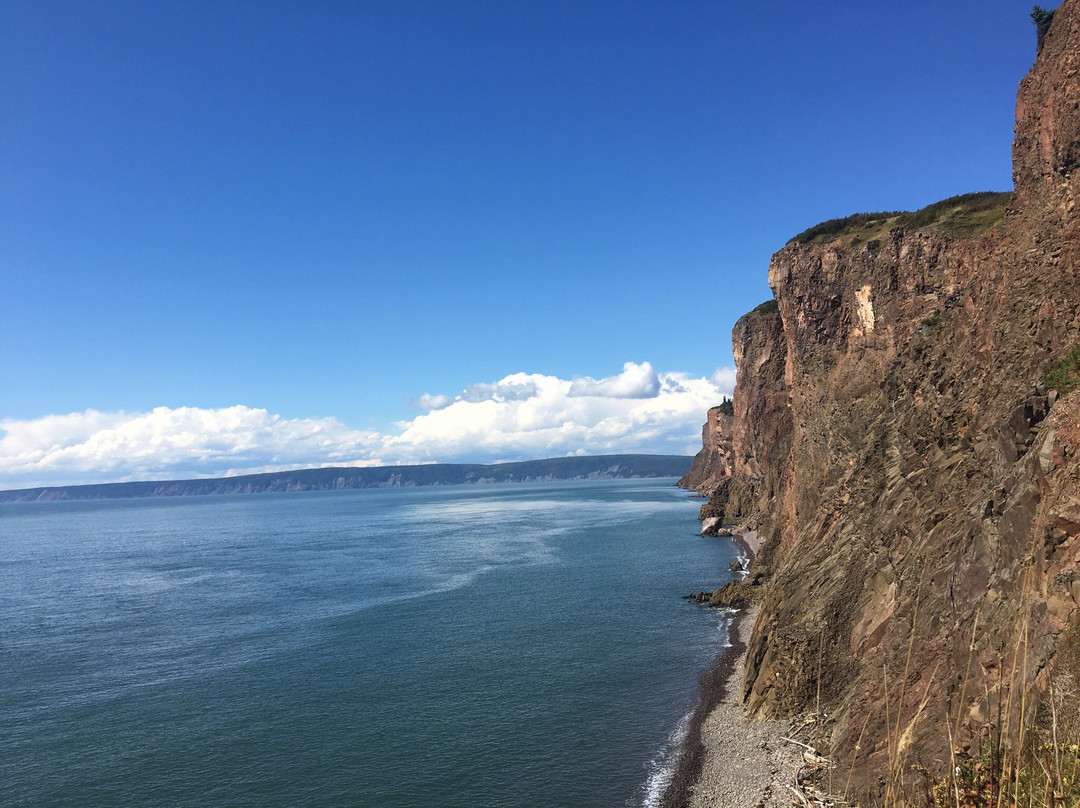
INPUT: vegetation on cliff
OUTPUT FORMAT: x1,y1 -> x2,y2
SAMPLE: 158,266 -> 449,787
1033,5 -> 1057,52
789,191 -> 1012,246
1044,343 -> 1080,396
890,615 -> 1080,808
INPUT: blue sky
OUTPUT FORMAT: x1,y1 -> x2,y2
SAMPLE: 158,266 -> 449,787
1,1 -> 1044,487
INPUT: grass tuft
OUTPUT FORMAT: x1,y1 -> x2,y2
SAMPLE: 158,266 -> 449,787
875,571 -> 1080,808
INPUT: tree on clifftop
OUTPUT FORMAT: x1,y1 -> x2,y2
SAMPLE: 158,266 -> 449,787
1032,5 -> 1056,53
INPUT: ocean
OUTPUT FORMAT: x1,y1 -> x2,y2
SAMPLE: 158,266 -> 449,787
1,478 -> 740,807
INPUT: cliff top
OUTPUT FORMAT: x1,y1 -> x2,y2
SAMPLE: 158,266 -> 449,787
788,190 -> 1012,246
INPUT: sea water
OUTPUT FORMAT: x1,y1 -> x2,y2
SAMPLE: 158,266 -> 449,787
0,479 -> 740,807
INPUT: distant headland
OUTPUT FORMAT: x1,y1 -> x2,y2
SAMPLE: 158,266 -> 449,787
0,454 -> 693,503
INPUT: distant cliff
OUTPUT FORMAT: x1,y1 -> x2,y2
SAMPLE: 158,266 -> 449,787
677,400 -> 734,498
682,3 -> 1080,801
0,454 -> 692,502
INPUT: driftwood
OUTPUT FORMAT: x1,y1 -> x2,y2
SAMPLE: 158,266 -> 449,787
802,750 -> 833,768
779,737 -> 833,767
779,729 -> 846,807
780,736 -> 817,752
786,784 -> 812,807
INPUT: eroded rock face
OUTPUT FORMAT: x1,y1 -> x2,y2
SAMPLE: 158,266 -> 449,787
679,303 -> 793,547
699,3 -> 1080,801
678,405 -> 734,497
725,304 -> 792,559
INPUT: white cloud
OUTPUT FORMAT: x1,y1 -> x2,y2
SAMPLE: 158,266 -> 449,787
0,406 -> 385,488
0,363 -> 737,489
458,379 -> 539,403
568,361 -> 660,398
414,393 -> 453,411
413,378 -> 541,411
711,366 -> 737,392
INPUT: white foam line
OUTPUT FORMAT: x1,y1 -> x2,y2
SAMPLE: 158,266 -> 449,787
639,609 -> 736,806
640,710 -> 692,808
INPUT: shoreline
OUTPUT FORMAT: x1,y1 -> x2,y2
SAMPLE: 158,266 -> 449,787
659,529 -> 758,808
661,529 -> 803,808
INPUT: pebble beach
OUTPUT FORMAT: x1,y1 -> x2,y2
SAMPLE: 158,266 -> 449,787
667,530 -> 808,808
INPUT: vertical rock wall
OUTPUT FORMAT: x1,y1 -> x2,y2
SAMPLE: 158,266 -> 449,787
694,3 -> 1080,800
678,404 -> 734,497
724,303 -> 793,561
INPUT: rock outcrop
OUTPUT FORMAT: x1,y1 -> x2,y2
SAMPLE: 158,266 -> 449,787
723,301 -> 792,559
681,302 -> 793,541
684,4 -> 1080,802
678,403 -> 734,497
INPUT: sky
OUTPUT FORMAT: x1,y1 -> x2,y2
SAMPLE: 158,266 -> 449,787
1,1 -> 1046,488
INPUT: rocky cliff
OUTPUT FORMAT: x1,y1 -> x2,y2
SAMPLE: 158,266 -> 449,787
723,301 -> 793,557
677,402 -> 734,498
683,4 -> 1080,801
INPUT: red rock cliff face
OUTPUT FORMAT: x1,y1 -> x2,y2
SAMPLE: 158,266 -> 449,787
717,4 -> 1080,800
724,304 -> 792,558
678,404 -> 734,497
678,303 -> 792,541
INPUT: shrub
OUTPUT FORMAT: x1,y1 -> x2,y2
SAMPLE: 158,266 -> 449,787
1064,139 -> 1080,175
1043,343 -> 1080,396
790,211 -> 903,245
1032,5 -> 1056,53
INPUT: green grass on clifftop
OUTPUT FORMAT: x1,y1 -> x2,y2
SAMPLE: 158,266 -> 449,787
789,191 -> 1012,246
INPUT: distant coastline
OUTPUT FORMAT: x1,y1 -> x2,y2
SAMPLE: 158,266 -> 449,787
0,454 -> 693,503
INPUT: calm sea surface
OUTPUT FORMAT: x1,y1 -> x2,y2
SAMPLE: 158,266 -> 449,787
1,478 -> 740,807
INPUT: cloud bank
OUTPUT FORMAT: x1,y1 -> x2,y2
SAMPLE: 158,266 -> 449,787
0,362 -> 735,489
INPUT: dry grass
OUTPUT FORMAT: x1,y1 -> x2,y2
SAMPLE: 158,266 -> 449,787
866,566 -> 1080,808
932,670 -> 1079,808
812,560 -> 1079,808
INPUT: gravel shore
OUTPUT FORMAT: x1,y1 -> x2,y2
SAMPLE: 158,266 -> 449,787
664,529 -> 807,808
686,602 -> 803,808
